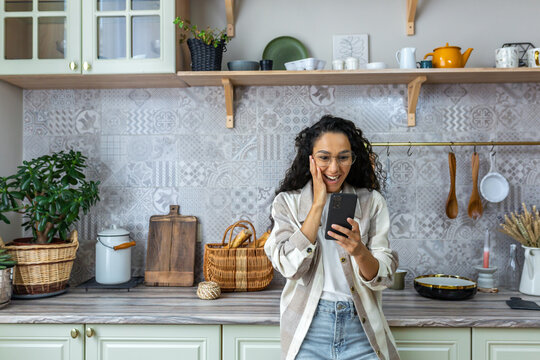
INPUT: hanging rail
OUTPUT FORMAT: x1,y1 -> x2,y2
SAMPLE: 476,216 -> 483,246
371,141 -> 540,147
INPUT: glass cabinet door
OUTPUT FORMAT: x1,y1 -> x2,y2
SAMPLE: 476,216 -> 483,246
82,0 -> 174,74
0,0 -> 81,74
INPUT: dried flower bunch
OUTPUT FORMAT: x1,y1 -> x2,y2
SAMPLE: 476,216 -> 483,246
498,203 -> 540,248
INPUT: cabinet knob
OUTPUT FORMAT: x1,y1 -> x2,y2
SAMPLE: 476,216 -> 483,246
83,61 -> 92,71
70,328 -> 80,338
86,327 -> 95,338
69,61 -> 78,71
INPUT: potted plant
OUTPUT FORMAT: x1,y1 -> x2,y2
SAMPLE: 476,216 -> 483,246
174,17 -> 231,71
0,247 -> 15,308
0,150 -> 100,296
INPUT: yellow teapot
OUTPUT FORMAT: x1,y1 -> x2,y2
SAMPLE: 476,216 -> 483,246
424,43 -> 473,68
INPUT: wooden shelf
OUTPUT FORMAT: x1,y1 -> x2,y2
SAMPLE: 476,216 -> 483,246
176,68 -> 540,86
0,73 -> 188,89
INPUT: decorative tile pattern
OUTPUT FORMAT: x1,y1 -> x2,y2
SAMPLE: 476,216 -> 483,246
21,84 -> 540,287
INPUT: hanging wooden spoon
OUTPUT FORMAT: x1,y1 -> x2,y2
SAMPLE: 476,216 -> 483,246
467,152 -> 483,220
445,152 -> 458,219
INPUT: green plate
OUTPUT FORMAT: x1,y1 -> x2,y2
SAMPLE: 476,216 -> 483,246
262,36 -> 309,70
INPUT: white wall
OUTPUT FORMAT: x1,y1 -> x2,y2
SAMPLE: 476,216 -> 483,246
0,81 -> 22,243
191,0 -> 540,68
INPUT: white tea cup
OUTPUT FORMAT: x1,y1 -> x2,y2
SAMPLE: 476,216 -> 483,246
495,47 -> 519,68
345,57 -> 359,70
332,59 -> 344,70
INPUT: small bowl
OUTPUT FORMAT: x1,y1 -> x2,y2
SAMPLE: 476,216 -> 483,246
227,60 -> 260,71
414,274 -> 477,300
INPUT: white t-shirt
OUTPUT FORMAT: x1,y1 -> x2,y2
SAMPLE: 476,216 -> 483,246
319,193 -> 353,301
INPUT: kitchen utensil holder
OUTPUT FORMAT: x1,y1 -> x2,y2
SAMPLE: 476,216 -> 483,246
475,265 -> 498,290
203,220 -> 273,292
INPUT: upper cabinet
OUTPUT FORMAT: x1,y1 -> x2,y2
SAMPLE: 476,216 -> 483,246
0,0 -> 175,75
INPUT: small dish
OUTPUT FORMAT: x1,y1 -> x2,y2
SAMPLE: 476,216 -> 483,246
284,58 -> 326,71
227,60 -> 260,71
414,274 -> 477,300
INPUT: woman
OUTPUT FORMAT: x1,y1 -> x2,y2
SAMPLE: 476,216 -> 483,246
264,115 -> 400,360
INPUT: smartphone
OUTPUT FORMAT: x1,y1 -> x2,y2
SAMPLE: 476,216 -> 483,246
325,193 -> 358,240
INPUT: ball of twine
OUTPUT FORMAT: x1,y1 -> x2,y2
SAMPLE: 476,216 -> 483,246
197,281 -> 221,300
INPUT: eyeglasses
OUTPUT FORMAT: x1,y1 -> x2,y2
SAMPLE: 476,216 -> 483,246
313,152 -> 357,167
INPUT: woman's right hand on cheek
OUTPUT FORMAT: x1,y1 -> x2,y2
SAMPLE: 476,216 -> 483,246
309,155 -> 327,207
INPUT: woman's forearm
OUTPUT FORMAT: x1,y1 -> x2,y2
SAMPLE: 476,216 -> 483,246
300,204 -> 324,244
353,248 -> 379,281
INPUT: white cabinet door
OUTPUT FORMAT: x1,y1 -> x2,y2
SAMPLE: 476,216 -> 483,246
222,325 -> 281,360
473,328 -> 540,360
0,323 -> 84,360
81,0 -> 175,74
85,324 -> 221,360
392,327 -> 471,360
0,0 -> 81,75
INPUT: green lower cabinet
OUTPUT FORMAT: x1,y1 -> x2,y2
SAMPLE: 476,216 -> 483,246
222,325 -> 281,360
473,328 -> 540,360
0,323 -> 85,360
86,324 -> 221,360
391,327 -> 471,360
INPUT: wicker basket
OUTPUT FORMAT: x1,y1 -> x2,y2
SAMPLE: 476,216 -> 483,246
1,231 -> 78,295
187,38 -> 226,71
204,220 -> 273,292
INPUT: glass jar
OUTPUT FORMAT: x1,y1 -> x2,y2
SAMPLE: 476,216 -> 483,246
504,243 -> 521,291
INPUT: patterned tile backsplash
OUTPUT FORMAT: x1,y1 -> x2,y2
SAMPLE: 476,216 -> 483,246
22,84 -> 540,288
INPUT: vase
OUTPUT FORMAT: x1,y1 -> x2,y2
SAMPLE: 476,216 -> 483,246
519,245 -> 540,296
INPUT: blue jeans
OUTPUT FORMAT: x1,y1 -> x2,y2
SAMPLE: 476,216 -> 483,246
296,299 -> 378,360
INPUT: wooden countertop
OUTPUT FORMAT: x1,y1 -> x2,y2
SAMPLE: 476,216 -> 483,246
1,285 -> 539,327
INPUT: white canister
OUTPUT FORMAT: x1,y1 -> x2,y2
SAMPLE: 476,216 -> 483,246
96,225 -> 136,285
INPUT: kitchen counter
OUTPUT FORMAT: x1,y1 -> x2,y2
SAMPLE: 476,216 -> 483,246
1,285 -> 540,327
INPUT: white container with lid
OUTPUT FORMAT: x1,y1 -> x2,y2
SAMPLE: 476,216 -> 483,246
95,225 -> 136,284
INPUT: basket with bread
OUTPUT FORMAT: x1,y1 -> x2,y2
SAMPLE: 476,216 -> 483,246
203,220 -> 273,292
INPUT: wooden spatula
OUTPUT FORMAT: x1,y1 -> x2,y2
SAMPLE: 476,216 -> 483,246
467,152 -> 483,220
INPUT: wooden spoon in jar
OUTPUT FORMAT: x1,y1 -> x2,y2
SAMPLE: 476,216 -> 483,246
445,152 -> 458,219
467,152 -> 483,220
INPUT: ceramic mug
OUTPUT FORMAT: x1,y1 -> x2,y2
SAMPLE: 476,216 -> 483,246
345,57 -> 359,70
417,60 -> 432,68
396,47 -> 416,69
332,59 -> 344,70
495,47 -> 519,68
526,48 -> 540,68
389,269 -> 407,290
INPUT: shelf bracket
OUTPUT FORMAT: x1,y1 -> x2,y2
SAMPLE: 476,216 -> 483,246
407,76 -> 426,126
225,0 -> 235,37
406,0 -> 418,35
222,78 -> 234,128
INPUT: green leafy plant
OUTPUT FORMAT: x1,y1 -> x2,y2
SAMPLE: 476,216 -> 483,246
174,17 -> 230,48
0,150 -> 100,244
0,248 -> 16,269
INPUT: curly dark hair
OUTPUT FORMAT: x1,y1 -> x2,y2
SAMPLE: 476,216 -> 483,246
276,115 -> 383,195
268,115 -> 385,229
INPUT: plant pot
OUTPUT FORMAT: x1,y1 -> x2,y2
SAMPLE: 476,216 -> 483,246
187,38 -> 226,71
2,231 -> 79,296
0,267 -> 12,309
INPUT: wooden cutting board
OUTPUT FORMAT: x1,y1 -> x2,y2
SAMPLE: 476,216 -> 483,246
144,205 -> 197,286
